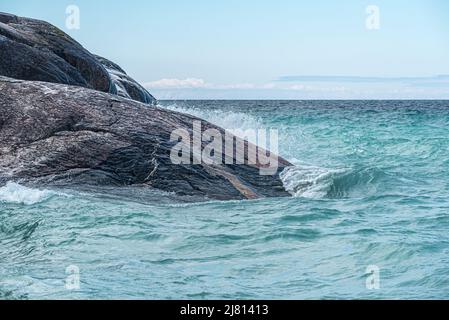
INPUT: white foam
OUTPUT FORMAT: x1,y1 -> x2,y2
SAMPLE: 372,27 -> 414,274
0,182 -> 65,205
280,164 -> 347,198
162,104 -> 264,143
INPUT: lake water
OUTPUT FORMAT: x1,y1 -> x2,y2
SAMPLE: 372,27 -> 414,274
1,100 -> 449,299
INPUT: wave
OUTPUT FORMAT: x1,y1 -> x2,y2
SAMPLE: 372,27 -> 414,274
280,164 -> 385,199
163,103 -> 385,200
0,182 -> 67,205
280,164 -> 347,198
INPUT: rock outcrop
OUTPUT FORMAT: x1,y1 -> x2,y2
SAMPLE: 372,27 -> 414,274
0,77 -> 291,200
0,12 -> 156,105
0,12 -> 291,201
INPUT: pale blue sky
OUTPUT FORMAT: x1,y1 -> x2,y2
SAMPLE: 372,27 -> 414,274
2,0 -> 449,99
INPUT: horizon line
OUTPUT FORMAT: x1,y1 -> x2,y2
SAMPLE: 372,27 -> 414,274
277,75 -> 449,83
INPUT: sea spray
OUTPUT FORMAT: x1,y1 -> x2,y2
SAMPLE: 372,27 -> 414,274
162,103 -> 264,144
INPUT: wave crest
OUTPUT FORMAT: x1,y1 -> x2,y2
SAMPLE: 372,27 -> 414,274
280,164 -> 347,198
280,164 -> 385,199
0,182 -> 65,205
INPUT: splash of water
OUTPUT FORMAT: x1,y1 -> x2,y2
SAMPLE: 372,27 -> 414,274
280,164 -> 348,198
0,182 -> 66,205
162,103 -> 265,144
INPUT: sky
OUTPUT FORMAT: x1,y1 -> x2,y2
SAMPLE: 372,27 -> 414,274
2,0 -> 449,99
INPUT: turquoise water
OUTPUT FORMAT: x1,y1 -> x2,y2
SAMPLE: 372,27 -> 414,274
1,100 -> 449,299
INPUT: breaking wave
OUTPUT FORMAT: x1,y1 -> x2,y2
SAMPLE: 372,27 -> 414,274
280,164 -> 385,199
160,102 -> 387,200
0,182 -> 67,205
280,164 -> 348,198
